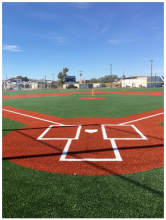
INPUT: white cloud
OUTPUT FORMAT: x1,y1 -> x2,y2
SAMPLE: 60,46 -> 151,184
48,34 -> 66,44
108,40 -> 119,45
70,2 -> 90,9
52,36 -> 65,44
108,39 -> 134,45
3,45 -> 22,51
101,25 -> 110,34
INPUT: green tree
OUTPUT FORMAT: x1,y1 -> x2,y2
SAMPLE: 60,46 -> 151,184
89,78 -> 98,83
58,67 -> 69,85
22,77 -> 29,82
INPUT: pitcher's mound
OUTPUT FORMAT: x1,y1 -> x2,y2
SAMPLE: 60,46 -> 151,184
79,97 -> 106,100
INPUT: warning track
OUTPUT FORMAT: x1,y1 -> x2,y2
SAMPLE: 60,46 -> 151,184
2,104 -> 164,175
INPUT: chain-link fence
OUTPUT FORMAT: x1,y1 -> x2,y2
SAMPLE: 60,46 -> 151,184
2,80 -> 164,91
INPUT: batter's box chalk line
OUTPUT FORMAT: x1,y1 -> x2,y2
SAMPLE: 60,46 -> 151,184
37,124 -> 148,162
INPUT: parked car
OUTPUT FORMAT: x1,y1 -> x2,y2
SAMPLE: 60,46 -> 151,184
67,85 -> 78,89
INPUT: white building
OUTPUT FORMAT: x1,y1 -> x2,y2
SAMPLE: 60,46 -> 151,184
122,76 -> 164,88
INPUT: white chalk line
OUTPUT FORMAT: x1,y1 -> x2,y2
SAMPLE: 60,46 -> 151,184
3,108 -> 163,161
2,109 -> 64,126
3,108 -> 163,127
119,112 -> 164,125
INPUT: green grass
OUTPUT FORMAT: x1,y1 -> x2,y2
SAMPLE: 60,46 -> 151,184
159,122 -> 164,126
2,118 -> 164,218
3,94 -> 164,119
2,117 -> 27,137
2,86 -> 164,96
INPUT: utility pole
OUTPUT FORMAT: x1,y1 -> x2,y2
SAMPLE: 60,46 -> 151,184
109,64 -> 112,88
149,60 -> 153,87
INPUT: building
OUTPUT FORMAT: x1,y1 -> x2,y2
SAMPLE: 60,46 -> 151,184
79,80 -> 90,84
31,80 -> 62,90
122,76 -> 164,88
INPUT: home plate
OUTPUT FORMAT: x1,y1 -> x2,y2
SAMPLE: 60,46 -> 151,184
85,129 -> 98,133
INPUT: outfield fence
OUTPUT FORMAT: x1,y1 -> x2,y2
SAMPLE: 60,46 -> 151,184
2,81 -> 164,91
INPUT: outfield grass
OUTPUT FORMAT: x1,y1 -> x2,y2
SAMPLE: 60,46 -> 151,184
2,94 -> 164,119
2,86 -> 164,96
2,117 -> 164,218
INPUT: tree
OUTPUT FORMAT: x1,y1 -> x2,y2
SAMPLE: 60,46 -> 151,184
57,67 -> 69,85
22,77 -> 29,82
89,78 -> 98,83
89,74 -> 119,84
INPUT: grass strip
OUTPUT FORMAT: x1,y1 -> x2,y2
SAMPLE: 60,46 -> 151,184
2,94 -> 164,119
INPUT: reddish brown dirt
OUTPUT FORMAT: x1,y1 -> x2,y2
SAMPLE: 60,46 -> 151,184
2,105 -> 164,175
79,97 -> 106,100
2,91 -> 164,99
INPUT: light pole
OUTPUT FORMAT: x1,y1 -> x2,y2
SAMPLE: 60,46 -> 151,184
149,60 -> 153,87
109,64 -> 112,88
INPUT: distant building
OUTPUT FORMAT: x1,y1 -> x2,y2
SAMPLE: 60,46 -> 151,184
79,80 -> 90,84
122,76 -> 164,88
8,75 -> 23,83
15,75 -> 22,79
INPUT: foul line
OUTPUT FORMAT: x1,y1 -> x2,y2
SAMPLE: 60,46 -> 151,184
3,108 -> 164,127
119,112 -> 164,125
2,109 -> 64,126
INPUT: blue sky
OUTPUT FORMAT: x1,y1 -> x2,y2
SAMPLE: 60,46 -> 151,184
2,2 -> 164,81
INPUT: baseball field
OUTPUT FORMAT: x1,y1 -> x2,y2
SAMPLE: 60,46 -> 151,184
2,87 -> 164,218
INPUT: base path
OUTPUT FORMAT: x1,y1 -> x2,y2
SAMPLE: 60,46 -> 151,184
2,105 -> 164,175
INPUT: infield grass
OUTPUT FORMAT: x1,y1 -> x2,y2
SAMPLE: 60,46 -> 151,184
3,94 -> 164,119
2,117 -> 164,218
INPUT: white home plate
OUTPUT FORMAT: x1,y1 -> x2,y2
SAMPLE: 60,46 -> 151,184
84,129 -> 98,133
